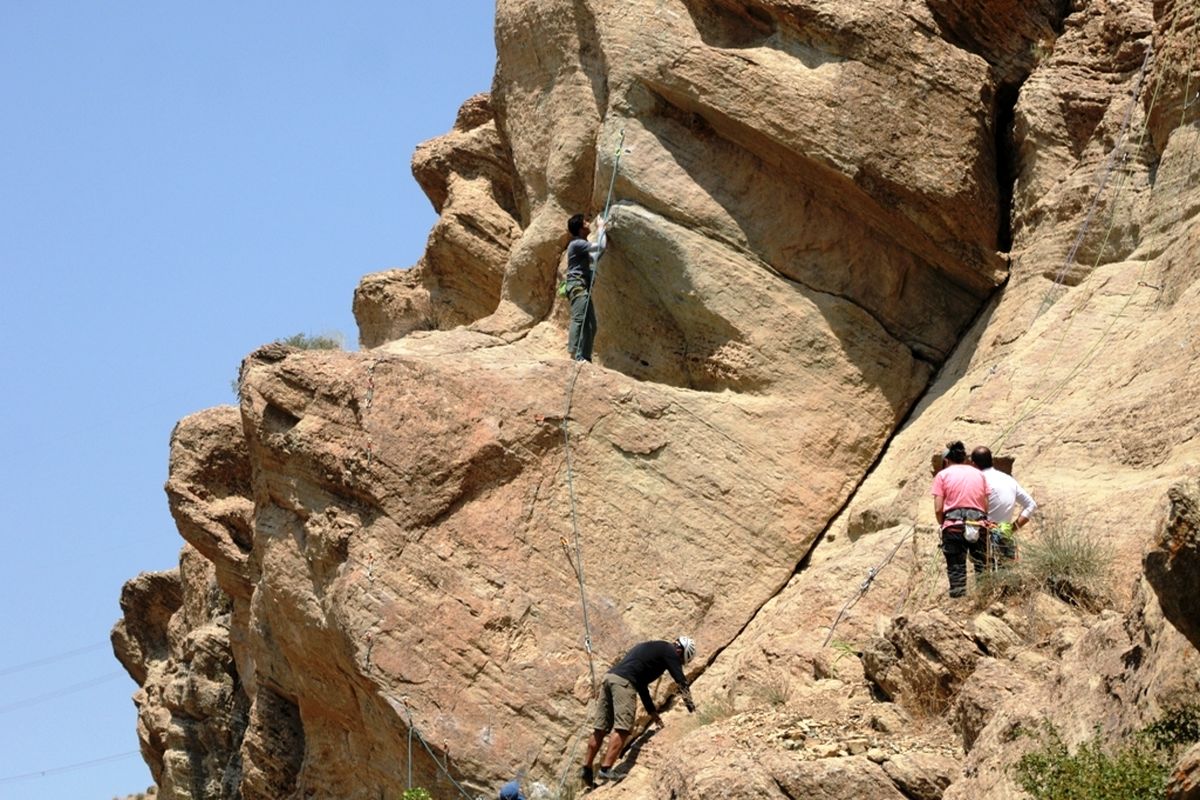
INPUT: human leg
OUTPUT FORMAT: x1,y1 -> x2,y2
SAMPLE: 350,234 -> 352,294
968,533 -> 988,576
582,676 -> 616,785
601,729 -> 632,772
579,297 -> 597,361
583,728 -> 606,770
568,287 -> 592,360
599,676 -> 637,770
941,528 -> 968,598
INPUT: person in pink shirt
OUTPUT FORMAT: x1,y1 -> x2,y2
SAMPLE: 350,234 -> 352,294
930,440 -> 989,597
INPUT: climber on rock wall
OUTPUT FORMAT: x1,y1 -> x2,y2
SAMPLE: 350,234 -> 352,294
580,636 -> 696,787
563,212 -> 607,362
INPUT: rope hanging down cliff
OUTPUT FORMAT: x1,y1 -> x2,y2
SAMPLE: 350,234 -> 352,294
561,129 -> 627,696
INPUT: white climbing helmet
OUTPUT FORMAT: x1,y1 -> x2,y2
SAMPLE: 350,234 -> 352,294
675,636 -> 696,664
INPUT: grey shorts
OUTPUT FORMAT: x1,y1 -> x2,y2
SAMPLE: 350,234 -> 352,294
593,673 -> 637,732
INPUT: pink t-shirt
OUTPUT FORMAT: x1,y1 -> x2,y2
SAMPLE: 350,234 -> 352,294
931,464 -> 988,527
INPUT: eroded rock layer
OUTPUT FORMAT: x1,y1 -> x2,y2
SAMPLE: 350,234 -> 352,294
116,0 -> 1200,797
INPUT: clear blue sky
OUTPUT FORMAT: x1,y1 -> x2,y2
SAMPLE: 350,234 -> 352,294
0,3 -> 497,796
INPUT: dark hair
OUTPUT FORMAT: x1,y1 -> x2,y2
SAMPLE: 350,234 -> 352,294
970,446 -> 993,469
567,213 -> 586,236
944,441 -> 967,464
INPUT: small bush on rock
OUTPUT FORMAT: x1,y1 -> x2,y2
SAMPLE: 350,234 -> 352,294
277,331 -> 344,350
1019,515 -> 1112,608
696,693 -> 735,726
969,514 -> 1112,611
401,789 -> 433,800
1013,706 -> 1200,800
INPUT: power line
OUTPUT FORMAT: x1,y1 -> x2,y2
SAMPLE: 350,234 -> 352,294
0,671 -> 125,715
0,641 -> 108,677
0,750 -> 140,785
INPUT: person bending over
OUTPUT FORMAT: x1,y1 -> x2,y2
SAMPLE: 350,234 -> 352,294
581,636 -> 696,786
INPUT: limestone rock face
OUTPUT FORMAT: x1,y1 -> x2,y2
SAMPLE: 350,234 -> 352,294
861,611 -> 985,713
114,0 -> 1200,798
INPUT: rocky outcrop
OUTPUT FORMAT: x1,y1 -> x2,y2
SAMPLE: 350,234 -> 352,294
115,0 -> 1200,797
111,549 -> 246,800
861,611 -> 986,714
354,94 -> 520,346
1169,742 -> 1200,800
1146,477 -> 1200,651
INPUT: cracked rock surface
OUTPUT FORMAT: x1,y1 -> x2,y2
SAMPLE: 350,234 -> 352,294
114,0 -> 1200,797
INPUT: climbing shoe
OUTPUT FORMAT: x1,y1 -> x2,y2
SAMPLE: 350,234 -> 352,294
598,767 -> 618,782
580,765 -> 595,788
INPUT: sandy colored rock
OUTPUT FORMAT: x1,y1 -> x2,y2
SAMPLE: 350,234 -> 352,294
950,657 -> 1029,752
1146,477 -> 1200,651
882,750 -> 958,800
1169,742 -> 1200,800
970,612 -> 1024,658
861,611 -> 984,713
354,94 -> 519,346
112,549 -> 246,800
165,406 -> 254,600
113,0 -> 1200,797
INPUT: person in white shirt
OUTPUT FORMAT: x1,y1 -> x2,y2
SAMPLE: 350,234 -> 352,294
971,446 -> 1037,561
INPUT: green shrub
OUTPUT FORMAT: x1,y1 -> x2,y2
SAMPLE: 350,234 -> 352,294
276,331 -> 343,350
1143,705 -> 1200,751
401,789 -> 432,800
1014,722 -> 1164,800
1012,707 -> 1200,800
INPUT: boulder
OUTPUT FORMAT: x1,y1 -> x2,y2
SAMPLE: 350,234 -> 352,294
1145,477 -> 1200,651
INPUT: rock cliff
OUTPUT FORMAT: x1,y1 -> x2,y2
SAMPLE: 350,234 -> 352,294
114,0 -> 1200,798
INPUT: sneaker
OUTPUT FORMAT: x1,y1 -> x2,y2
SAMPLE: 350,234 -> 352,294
580,765 -> 595,788
598,766 -> 618,782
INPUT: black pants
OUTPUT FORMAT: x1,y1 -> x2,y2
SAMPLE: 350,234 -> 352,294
941,526 -> 987,597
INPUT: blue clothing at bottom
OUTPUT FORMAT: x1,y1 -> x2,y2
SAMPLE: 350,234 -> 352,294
499,779 -> 526,800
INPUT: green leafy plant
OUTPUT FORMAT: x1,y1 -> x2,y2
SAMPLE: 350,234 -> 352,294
823,639 -> 858,681
1143,705 -> 1200,752
1012,707 -> 1200,800
401,789 -> 433,800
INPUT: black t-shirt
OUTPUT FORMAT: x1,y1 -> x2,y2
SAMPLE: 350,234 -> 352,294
608,640 -> 689,714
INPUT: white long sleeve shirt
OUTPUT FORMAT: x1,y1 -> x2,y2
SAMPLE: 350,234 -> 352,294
981,467 -> 1037,523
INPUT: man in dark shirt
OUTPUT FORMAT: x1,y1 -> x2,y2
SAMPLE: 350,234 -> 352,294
580,636 -> 696,786
564,212 -> 607,362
